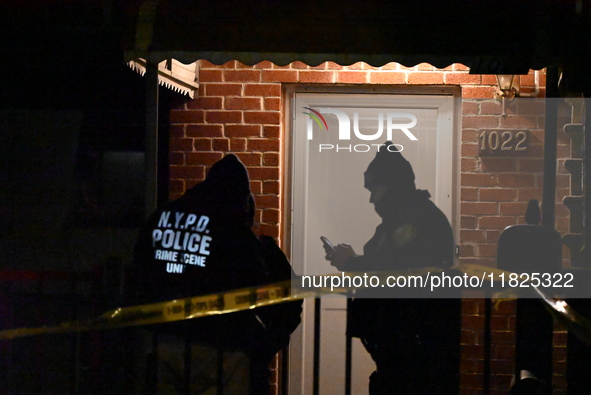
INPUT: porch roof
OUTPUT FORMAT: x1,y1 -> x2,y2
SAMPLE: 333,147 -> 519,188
122,0 -> 571,75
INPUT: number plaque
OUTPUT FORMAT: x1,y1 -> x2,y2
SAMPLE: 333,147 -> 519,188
478,129 -> 528,155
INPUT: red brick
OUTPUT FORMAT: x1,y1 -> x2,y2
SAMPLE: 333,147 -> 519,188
462,129 -> 478,142
519,158 -> 544,172
298,71 -> 335,83
261,209 -> 280,223
461,230 -> 486,243
250,181 -> 262,194
479,216 -> 516,230
170,137 -> 193,152
264,97 -> 281,111
244,84 -> 281,97
199,69 -> 223,82
481,75 -> 498,85
462,86 -> 497,99
445,73 -> 481,85
256,195 -> 280,208
212,138 -> 230,152
516,99 -> 546,115
462,115 -> 499,128
235,152 -> 262,166
186,125 -> 223,138
556,143 -> 570,158
463,101 -> 479,115
186,97 -> 223,110
462,202 -> 498,215
336,71 -> 368,83
489,359 -> 514,374
224,69 -> 261,82
230,138 -> 247,152
477,243 -> 497,257
462,299 -> 486,315
460,357 -> 485,373
497,174 -> 535,188
460,373 -> 484,390
262,70 -> 298,83
408,72 -> 444,84
461,187 -> 479,201
461,344 -> 485,359
499,202 -> 529,216
186,152 -> 224,166
485,230 -> 501,243
225,125 -> 261,138
461,215 -> 478,228
170,110 -> 205,124
206,111 -> 243,124
556,217 -> 569,232
193,138 -> 212,151
244,111 -> 280,125
462,173 -> 498,187
263,152 -> 280,166
480,101 -> 504,115
263,125 -> 281,138
479,188 -> 517,202
460,244 -> 475,257
204,83 -> 242,96
263,180 -> 280,194
248,167 -> 279,181
369,71 -> 406,84
248,139 -> 280,152
522,143 -> 543,157
462,158 -> 479,172
225,97 -> 262,110
499,115 -> 538,129
480,158 -> 518,172
462,143 -> 479,156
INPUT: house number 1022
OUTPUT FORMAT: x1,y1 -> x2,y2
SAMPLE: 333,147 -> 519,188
478,129 -> 528,155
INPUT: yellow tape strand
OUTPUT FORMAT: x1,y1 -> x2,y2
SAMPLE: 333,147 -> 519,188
2,265 -> 591,343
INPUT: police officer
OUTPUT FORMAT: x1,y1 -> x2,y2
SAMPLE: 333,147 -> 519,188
327,142 -> 460,394
129,154 -> 301,394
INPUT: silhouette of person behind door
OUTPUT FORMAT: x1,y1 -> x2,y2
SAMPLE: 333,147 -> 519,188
326,142 -> 461,394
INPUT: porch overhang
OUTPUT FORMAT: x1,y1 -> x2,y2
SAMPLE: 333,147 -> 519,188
122,0 -> 572,75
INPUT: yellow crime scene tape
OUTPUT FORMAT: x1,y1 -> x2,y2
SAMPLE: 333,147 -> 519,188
1,264 -> 590,343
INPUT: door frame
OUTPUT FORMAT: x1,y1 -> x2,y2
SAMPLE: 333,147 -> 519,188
281,84 -> 462,395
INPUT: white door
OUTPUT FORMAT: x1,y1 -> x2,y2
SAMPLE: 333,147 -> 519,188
287,92 -> 457,395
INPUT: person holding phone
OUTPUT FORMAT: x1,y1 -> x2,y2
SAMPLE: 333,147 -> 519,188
324,142 -> 460,394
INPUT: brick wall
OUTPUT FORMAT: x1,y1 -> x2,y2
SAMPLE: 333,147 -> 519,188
167,60 -> 569,393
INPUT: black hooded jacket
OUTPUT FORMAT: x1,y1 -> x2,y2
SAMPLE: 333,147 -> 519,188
129,155 -> 301,355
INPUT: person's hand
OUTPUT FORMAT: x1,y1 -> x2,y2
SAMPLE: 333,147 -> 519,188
328,244 -> 356,271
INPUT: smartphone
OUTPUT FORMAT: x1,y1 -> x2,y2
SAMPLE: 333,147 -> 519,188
320,236 -> 335,253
